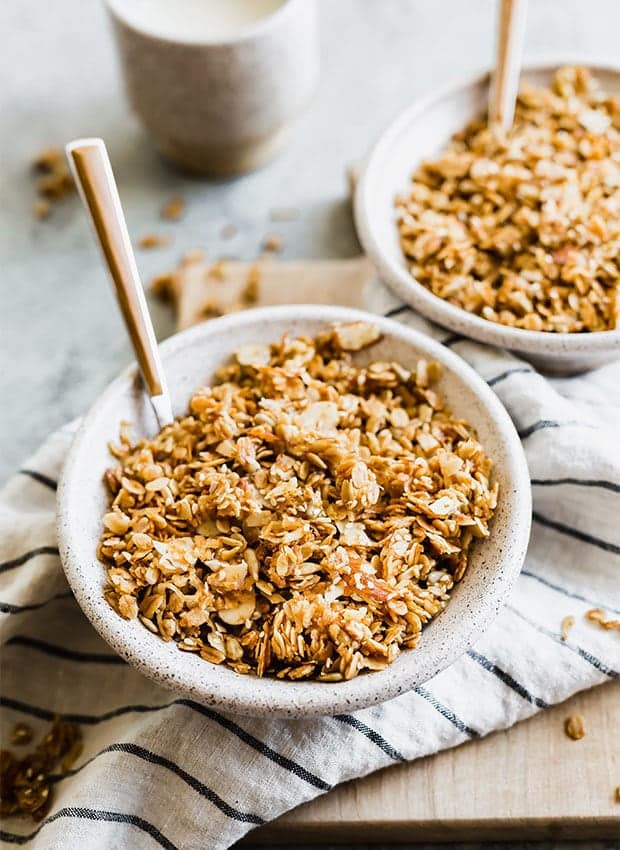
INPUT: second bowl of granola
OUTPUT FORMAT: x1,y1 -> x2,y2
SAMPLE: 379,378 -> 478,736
58,305 -> 530,717
355,60 -> 620,374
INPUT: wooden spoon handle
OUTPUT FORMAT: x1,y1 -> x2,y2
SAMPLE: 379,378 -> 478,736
489,0 -> 528,132
66,138 -> 170,415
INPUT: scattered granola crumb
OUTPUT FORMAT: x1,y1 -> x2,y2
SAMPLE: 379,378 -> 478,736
564,713 -> 586,740
0,718 -> 82,821
270,207 -> 299,222
221,224 -> 238,239
99,326 -> 498,682
586,608 -> 620,631
262,233 -> 283,253
151,250 -> 257,319
31,145 -> 74,217
139,234 -> 171,250
151,273 -> 175,302
615,786 -> 620,803
32,199 -> 51,220
10,724 -> 33,747
37,170 -> 74,200
561,615 -> 575,641
209,259 -> 229,281
161,196 -> 186,221
182,248 -> 206,264
396,66 -> 620,333
33,147 -> 63,173
200,302 -> 223,319
242,265 -> 260,305
332,321 -> 382,351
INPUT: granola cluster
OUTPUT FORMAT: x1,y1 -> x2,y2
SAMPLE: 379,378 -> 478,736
99,323 -> 497,681
397,66 -> 620,333
31,146 -> 75,219
0,719 -> 82,822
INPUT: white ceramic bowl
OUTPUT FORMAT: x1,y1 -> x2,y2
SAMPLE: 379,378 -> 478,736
355,59 -> 620,375
58,305 -> 531,717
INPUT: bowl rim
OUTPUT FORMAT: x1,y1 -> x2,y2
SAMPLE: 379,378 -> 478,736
57,304 -> 532,717
354,55 -> 620,355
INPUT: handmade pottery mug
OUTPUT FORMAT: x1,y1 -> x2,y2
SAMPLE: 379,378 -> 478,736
105,0 -> 320,176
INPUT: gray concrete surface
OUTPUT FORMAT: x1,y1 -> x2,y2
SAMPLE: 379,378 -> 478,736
2,1 -> 619,846
4,0 -> 620,484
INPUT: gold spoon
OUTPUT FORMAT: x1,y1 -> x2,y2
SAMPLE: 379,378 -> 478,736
66,138 -> 173,429
489,0 -> 528,133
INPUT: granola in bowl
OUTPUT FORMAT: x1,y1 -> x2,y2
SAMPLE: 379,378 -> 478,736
99,322 -> 497,682
396,66 -> 620,333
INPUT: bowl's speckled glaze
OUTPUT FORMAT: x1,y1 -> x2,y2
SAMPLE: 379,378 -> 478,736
355,59 -> 620,375
57,305 -> 531,717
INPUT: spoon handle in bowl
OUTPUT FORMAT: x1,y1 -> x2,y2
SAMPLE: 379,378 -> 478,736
489,0 -> 528,133
66,138 -> 173,428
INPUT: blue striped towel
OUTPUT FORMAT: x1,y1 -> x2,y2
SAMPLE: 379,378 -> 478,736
1,293 -> 619,849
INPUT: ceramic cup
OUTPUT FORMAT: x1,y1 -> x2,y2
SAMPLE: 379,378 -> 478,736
105,0 -> 320,176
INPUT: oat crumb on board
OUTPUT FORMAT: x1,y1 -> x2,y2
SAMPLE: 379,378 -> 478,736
262,233 -> 283,253
242,265 -> 260,304
208,259 -> 230,281
564,713 -> 586,740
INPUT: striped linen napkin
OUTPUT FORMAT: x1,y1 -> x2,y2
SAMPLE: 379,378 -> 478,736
1,297 -> 619,850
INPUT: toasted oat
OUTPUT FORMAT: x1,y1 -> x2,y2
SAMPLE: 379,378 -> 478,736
10,724 -> 33,747
333,321 -> 382,351
586,608 -> 620,631
262,233 -> 283,253
151,252 -> 261,317
270,207 -> 299,222
99,324 -> 498,681
564,713 -> 586,740
221,224 -> 238,239
33,146 -> 63,173
151,273 -> 175,302
209,259 -> 229,281
183,249 -> 207,264
32,199 -> 51,220
242,265 -> 260,305
615,786 -> 620,803
0,718 -> 82,821
161,196 -> 186,221
560,615 -> 575,641
139,234 -> 171,250
31,145 -> 74,217
396,66 -> 620,333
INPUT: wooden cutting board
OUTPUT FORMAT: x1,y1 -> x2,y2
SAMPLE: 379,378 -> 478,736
158,255 -> 619,844
241,680 -> 619,844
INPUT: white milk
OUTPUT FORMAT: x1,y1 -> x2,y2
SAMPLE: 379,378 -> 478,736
115,0 -> 287,41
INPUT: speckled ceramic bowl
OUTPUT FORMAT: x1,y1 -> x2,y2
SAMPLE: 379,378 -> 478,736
355,58 -> 620,375
57,305 -> 531,717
